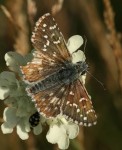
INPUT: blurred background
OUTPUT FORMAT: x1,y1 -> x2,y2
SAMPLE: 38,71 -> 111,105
0,0 -> 122,150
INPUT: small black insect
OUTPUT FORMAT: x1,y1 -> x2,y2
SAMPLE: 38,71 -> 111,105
29,112 -> 40,127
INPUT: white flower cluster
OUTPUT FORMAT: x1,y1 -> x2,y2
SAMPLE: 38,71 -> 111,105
0,35 -> 85,149
0,52 -> 43,139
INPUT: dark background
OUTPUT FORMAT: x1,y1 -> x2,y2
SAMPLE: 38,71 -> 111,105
0,0 -> 122,150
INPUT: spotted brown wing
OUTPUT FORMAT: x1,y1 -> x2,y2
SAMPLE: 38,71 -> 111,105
21,50 -> 64,83
29,79 -> 97,126
21,13 -> 71,83
31,13 -> 71,62
61,79 -> 97,126
29,84 -> 67,118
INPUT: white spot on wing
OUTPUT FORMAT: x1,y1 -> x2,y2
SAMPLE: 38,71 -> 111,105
86,109 -> 94,114
69,103 -> 73,107
36,21 -> 40,27
45,13 -> 50,16
53,53 -> 57,57
80,114 -> 83,117
83,116 -> 87,121
79,98 -> 86,102
66,101 -> 70,105
42,48 -> 47,51
49,93 -> 53,96
73,103 -> 77,108
54,107 -> 58,110
77,109 -> 80,113
46,40 -> 50,46
44,45 -> 47,48
43,24 -> 47,27
49,25 -> 57,30
50,97 -> 59,103
53,40 -> 60,44
42,98 -> 46,102
69,91 -> 74,95
44,35 -> 48,38
51,33 -> 55,38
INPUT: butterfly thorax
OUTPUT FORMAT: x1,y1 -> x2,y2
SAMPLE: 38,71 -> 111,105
28,61 -> 88,94
58,61 -> 88,83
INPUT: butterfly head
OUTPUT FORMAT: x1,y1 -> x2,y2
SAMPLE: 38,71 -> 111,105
76,61 -> 89,75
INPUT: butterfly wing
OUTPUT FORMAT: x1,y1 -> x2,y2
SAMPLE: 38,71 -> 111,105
29,79 -> 97,126
21,50 -> 64,83
21,13 -> 71,83
31,13 -> 71,62
29,84 -> 67,118
61,79 -> 97,126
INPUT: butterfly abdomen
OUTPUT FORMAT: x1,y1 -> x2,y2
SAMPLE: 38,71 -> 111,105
28,65 -> 77,94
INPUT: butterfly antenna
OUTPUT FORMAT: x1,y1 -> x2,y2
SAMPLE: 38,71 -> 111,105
86,71 -> 106,90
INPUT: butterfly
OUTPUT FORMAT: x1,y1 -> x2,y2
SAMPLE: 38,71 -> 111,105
21,13 -> 97,127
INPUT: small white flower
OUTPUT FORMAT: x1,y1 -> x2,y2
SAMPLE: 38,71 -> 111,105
0,87 -> 10,100
0,71 -> 17,100
4,52 -> 26,75
16,120 -> 29,140
67,35 -> 84,54
0,51 -> 44,140
1,107 -> 18,134
33,122 -> 43,135
46,117 -> 79,150
4,51 -> 33,76
72,50 -> 86,64
1,122 -> 13,134
67,35 -> 87,84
